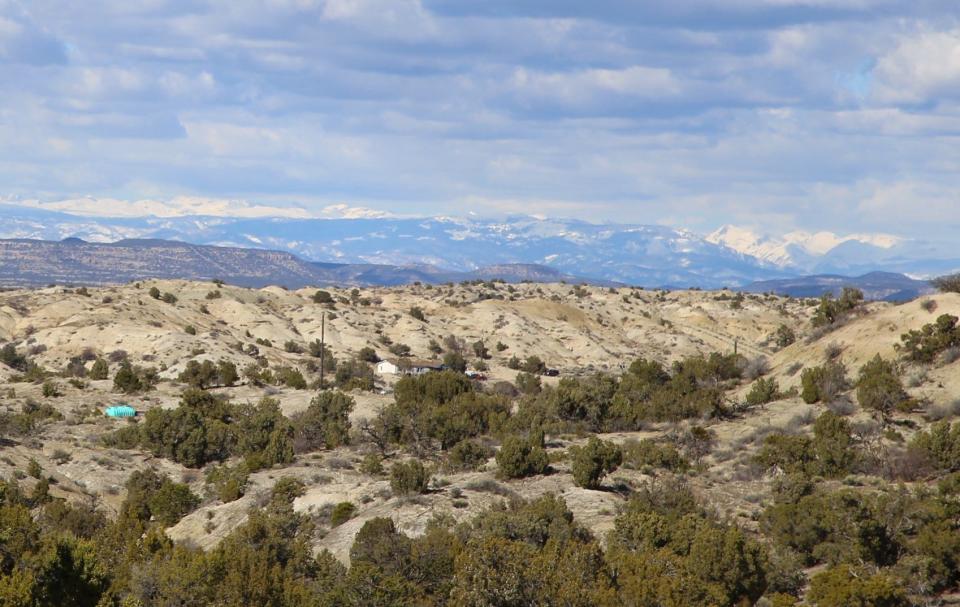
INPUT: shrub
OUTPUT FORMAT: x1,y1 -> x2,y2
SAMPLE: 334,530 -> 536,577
357,347 -> 380,363
206,464 -> 249,503
122,469 -> 199,527
408,306 -> 426,322
807,564 -> 907,607
88,358 -> 108,380
762,488 -> 899,568
381,371 -> 509,451
823,342 -> 843,360
101,424 -> 141,450
27,458 -> 42,478
621,439 -> 688,472
270,476 -> 306,505
0,343 -> 28,372
390,460 -> 430,495
682,425 -> 716,464
330,502 -> 357,527
113,361 -> 156,394
471,340 -> 490,360
291,391 -> 354,452
800,361 -> 847,404
283,340 -> 303,354
569,437 -> 622,489
515,372 -> 541,395
139,389 -> 235,468
360,454 -> 384,476
148,286 -> 161,299
496,433 -> 549,479
41,381 -> 61,398
447,439 -> 491,471
218,360 -> 238,387
312,290 -> 335,304
811,410 -> 855,477
64,357 -> 87,378
910,421 -> 960,473
775,324 -> 796,348
932,273 -> 960,294
388,343 -> 411,357
184,325 -> 197,335
743,356 -> 770,380
442,351 -> 467,373
900,314 -> 960,363
745,377 -> 781,407
161,292 -> 178,304
333,358 -> 375,391
856,355 -> 908,418
308,340 -> 336,366
520,355 -> 546,374
178,360 -> 219,389
811,288 -> 863,328
274,366 -> 307,389
609,484 -> 768,606
754,412 -> 854,478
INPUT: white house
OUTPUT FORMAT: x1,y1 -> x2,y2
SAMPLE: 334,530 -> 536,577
376,360 -> 400,375
375,358 -> 443,376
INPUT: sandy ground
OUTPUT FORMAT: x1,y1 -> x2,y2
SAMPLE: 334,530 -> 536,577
1,281 -> 958,566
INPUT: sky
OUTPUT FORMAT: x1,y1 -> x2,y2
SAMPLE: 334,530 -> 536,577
1,0 -> 959,238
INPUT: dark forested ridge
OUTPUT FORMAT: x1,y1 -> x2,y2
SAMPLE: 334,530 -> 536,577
0,238 -> 606,288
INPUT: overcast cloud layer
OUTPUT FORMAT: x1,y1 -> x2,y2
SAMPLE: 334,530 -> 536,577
1,0 -> 959,237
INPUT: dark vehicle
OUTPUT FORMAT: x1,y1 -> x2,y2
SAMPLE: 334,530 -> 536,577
544,368 -> 560,377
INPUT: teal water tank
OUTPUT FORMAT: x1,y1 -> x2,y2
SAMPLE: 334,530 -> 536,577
105,405 -> 137,418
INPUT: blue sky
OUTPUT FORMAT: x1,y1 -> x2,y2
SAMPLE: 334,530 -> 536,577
1,0 -> 959,237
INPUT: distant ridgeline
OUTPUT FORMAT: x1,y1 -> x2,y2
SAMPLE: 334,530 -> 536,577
739,271 -> 935,302
0,237 -> 615,289
0,237 -> 934,296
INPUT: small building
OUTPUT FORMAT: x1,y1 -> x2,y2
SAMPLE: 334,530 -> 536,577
376,358 -> 444,376
407,359 -> 444,375
105,405 -> 137,418
376,360 -> 400,375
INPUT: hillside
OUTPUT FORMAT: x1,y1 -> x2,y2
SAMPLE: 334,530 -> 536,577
0,238 -> 606,288
741,271 -> 935,302
2,280 -> 960,604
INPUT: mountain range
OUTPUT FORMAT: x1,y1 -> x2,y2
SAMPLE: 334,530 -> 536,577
740,271 -> 935,302
706,225 -> 958,277
0,203 -> 956,289
0,238 -> 609,289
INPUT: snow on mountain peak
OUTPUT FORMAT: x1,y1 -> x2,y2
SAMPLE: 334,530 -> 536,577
707,225 -> 905,269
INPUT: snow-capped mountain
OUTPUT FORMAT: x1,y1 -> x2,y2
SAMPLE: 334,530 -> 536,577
705,224 -> 960,278
0,205 -> 786,287
706,225 -> 905,270
0,204 -> 955,288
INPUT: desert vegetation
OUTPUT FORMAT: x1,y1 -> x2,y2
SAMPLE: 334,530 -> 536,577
0,279 -> 959,605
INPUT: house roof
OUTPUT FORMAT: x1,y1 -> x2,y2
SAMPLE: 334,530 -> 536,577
381,357 -> 443,369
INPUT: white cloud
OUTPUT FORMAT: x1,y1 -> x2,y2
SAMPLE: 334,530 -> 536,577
320,203 -> 390,218
12,196 -> 316,219
856,180 -> 960,223
511,65 -> 681,107
0,1 -> 959,239
873,29 -> 960,103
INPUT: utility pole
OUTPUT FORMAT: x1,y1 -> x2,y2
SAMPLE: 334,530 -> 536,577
319,312 -> 325,390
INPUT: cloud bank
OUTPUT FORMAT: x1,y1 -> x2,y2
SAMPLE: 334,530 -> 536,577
0,0 -> 959,237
